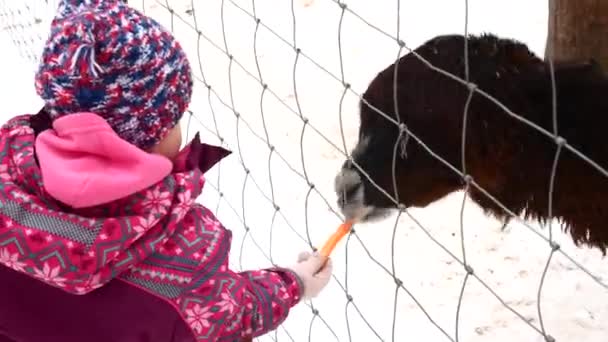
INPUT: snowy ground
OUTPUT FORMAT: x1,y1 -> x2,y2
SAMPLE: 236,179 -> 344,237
1,0 -> 607,341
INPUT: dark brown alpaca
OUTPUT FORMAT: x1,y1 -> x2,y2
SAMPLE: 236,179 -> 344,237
334,33 -> 608,255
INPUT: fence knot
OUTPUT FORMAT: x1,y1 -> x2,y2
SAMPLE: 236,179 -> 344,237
346,294 -> 353,302
549,240 -> 560,251
545,335 -> 556,342
554,136 -> 566,147
463,174 -> 473,184
398,123 -> 407,133
394,278 -> 403,287
464,264 -> 474,275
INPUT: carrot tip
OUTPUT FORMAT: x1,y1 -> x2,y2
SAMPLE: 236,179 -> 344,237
318,221 -> 354,257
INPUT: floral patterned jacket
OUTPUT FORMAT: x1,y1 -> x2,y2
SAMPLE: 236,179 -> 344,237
0,111 -> 303,341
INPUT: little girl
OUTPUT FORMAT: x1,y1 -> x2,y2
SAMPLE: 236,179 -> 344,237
0,1 -> 332,341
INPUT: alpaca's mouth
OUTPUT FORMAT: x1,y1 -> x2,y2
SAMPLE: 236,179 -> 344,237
338,193 -> 392,223
335,168 -> 392,222
357,206 -> 393,223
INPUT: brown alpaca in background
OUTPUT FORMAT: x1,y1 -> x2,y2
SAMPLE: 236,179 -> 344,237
334,33 -> 608,255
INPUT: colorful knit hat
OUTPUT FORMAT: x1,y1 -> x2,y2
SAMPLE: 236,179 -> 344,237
34,0 -> 193,150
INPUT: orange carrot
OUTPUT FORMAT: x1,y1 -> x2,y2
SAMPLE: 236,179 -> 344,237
319,221 -> 354,258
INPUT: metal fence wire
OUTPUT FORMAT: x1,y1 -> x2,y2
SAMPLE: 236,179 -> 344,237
1,0 -> 608,341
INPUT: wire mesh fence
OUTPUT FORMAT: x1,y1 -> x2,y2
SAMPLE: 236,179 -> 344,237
1,0 -> 608,341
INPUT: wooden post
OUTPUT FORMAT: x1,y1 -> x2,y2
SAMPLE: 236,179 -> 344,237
545,0 -> 608,70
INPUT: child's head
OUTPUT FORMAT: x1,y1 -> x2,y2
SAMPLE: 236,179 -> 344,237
34,0 -> 192,159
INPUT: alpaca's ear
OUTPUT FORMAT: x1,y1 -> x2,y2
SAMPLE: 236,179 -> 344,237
518,58 -> 605,100
551,59 -> 605,81
542,59 -> 606,94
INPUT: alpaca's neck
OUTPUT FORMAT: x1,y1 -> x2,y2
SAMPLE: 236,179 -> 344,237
521,151 -> 608,254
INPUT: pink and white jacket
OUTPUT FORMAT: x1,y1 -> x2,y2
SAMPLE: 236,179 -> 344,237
0,110 -> 303,341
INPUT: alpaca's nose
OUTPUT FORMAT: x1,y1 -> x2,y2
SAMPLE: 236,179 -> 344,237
334,162 -> 363,210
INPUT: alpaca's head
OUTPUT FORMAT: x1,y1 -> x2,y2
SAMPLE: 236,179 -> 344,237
334,104 -> 464,222
334,33 -> 543,222
335,35 -> 468,222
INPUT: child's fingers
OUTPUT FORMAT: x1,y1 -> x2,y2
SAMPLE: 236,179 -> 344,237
320,258 -> 332,273
314,258 -> 333,280
297,251 -> 311,262
310,255 -> 332,276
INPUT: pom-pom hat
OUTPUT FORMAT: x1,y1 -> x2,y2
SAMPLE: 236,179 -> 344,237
34,0 -> 193,150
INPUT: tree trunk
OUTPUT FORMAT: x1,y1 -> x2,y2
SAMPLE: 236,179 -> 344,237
545,0 -> 608,70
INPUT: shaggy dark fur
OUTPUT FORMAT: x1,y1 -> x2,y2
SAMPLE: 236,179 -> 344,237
337,33 -> 608,254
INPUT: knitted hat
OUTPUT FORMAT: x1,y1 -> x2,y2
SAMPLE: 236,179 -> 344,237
35,0 -> 193,150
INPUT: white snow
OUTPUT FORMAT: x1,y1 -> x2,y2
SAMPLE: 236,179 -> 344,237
1,0 -> 607,341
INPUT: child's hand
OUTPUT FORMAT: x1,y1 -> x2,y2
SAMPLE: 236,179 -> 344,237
289,251 -> 333,300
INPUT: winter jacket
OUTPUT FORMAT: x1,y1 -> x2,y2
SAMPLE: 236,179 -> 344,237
0,110 -> 304,341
